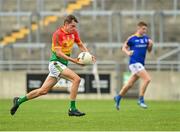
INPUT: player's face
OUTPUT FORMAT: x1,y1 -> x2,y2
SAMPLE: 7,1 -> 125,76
138,26 -> 147,35
65,20 -> 77,33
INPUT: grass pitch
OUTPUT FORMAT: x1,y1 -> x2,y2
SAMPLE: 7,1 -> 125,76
0,99 -> 180,131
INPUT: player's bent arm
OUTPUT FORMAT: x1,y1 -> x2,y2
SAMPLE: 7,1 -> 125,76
122,42 -> 133,56
76,41 -> 88,52
77,41 -> 96,63
148,39 -> 153,53
54,47 -> 77,64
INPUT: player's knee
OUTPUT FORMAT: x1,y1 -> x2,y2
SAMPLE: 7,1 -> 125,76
74,76 -> 81,84
145,77 -> 151,84
127,82 -> 133,88
38,88 -> 48,95
147,78 -> 151,83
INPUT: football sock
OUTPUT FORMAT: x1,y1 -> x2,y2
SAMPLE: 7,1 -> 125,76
139,96 -> 144,103
70,100 -> 76,110
17,96 -> 28,106
116,95 -> 122,105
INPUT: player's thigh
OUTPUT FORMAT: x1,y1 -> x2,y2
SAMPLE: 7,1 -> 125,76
60,67 -> 80,82
40,76 -> 58,91
127,74 -> 139,86
137,69 -> 151,81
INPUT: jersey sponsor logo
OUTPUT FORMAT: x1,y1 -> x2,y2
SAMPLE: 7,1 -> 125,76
140,39 -> 144,43
135,44 -> 147,48
135,39 -> 139,42
145,38 -> 148,43
61,39 -> 74,54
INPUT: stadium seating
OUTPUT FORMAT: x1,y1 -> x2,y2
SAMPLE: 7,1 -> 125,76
0,0 -> 92,46
0,0 -> 180,70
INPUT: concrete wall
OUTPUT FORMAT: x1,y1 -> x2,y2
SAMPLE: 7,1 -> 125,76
0,71 -> 180,100
0,71 -> 26,98
145,71 -> 180,100
0,71 -> 118,99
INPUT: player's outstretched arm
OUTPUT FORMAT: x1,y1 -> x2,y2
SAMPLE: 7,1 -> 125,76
77,41 -> 89,52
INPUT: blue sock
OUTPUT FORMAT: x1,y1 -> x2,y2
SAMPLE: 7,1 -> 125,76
116,95 -> 122,105
139,96 -> 144,103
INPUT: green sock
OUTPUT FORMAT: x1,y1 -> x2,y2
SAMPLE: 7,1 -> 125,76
17,96 -> 28,106
70,100 -> 76,110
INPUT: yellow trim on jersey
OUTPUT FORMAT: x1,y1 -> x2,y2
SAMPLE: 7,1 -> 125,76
133,33 -> 143,37
127,33 -> 143,41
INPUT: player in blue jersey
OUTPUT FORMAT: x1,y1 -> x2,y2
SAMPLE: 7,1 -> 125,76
114,21 -> 153,110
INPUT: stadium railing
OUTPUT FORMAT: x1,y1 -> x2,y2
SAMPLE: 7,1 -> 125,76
0,42 -> 180,71
92,0 -> 179,12
1,9 -> 180,45
93,42 -> 180,71
0,43 -> 46,70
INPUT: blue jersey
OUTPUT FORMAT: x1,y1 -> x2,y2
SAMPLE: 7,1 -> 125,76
127,34 -> 149,65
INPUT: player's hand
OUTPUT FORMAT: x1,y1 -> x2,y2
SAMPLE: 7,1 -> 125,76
148,41 -> 153,49
127,50 -> 134,56
92,55 -> 96,64
74,58 -> 85,66
148,39 -> 153,52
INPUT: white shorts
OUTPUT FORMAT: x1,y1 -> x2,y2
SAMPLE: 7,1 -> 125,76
48,61 -> 67,79
129,62 -> 145,75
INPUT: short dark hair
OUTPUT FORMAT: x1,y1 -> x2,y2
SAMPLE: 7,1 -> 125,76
137,21 -> 148,27
64,15 -> 78,25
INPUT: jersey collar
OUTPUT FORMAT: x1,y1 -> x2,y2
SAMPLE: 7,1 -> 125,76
134,33 -> 144,37
60,26 -> 71,35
